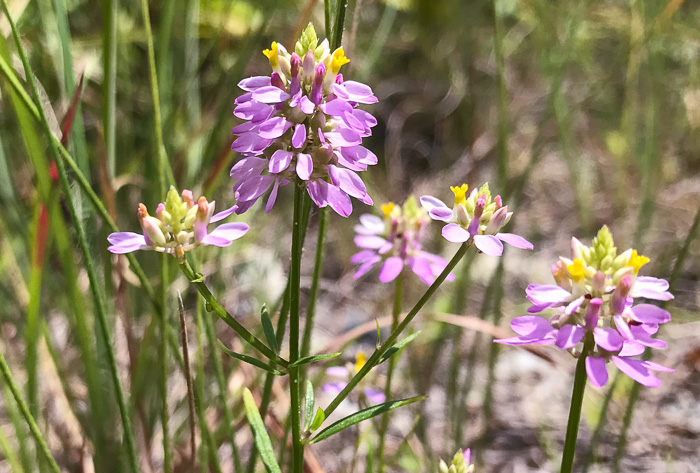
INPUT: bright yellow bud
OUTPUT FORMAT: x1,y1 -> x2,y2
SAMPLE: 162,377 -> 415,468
450,184 -> 468,207
627,249 -> 650,274
354,352 -> 366,373
262,41 -> 279,69
567,259 -> 587,283
330,48 -> 350,74
381,202 -> 395,218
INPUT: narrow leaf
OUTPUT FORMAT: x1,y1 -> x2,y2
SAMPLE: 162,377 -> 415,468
242,388 -> 282,473
310,408 -> 325,432
260,304 -> 278,354
303,381 -> 315,432
379,331 -> 421,364
288,352 -> 341,368
375,320 -> 381,348
218,341 -> 283,375
309,396 -> 427,444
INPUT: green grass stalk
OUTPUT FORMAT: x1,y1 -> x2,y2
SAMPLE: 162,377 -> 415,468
300,207 -> 329,360
0,3 -> 140,470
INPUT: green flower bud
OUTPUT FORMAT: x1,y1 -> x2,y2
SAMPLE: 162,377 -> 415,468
296,23 -> 319,57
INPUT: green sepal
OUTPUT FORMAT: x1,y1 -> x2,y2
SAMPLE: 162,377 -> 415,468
303,381 -> 315,432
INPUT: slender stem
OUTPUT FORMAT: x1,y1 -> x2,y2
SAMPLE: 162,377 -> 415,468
323,243 -> 469,420
179,259 -> 289,367
324,0 -> 333,38
0,3 -> 141,471
581,374 -> 620,472
300,207 -> 329,359
102,0 -> 117,177
377,271 -> 404,472
560,334 -> 594,473
177,293 -> 197,470
331,0 -> 349,50
0,351 -> 61,473
492,0 -> 509,188
159,258 -> 172,473
289,180 -> 306,473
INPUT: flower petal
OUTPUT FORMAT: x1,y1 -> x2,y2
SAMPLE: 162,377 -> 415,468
258,116 -> 293,139
251,85 -> 290,103
419,195 -> 453,222
628,304 -> 671,324
593,328 -> 624,352
354,235 -> 387,249
586,357 -> 609,387
354,255 -> 381,279
107,232 -> 149,254
292,123 -> 307,149
269,150 -> 294,174
555,324 -> 585,349
350,250 -> 378,264
200,222 -> 250,247
496,232 -> 534,250
441,223 -> 470,243
630,277 -> 673,301
474,234 -> 503,256
611,356 -> 661,387
379,257 -> 404,283
296,153 -> 313,180
510,316 -> 556,338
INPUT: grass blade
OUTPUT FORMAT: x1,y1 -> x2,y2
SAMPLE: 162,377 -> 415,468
243,388 -> 282,473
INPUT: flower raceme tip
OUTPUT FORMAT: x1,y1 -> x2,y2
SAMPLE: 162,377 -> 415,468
107,186 -> 248,257
352,196 -> 455,285
495,226 -> 674,388
230,23 -> 378,217
420,183 -> 533,256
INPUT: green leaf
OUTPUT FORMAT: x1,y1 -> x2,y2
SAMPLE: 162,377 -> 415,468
309,396 -> 427,444
242,388 -> 281,473
218,341 -> 283,375
375,320 -> 381,348
378,331 -> 421,364
288,352 -> 341,368
260,304 -> 278,354
303,381 -> 315,432
310,408 -> 325,432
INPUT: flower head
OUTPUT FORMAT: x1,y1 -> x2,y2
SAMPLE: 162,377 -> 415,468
107,186 -> 248,258
352,196 -> 455,285
420,183 -> 533,256
495,226 -> 674,387
438,448 -> 475,473
321,352 -> 385,404
230,23 -> 378,217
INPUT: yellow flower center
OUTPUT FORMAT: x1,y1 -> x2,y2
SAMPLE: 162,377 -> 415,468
262,41 -> 279,69
330,48 -> 350,74
627,249 -> 650,274
381,202 -> 395,218
450,184 -> 468,207
354,352 -> 366,373
567,259 -> 586,283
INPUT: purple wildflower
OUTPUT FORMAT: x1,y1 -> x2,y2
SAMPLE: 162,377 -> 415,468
107,186 -> 248,257
352,197 -> 455,285
495,226 -> 674,387
230,24 -> 377,217
420,183 -> 533,256
321,352 -> 385,404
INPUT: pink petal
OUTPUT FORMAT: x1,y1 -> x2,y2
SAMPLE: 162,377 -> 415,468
419,195 -> 452,222
107,232 -> 148,254
251,86 -> 290,103
354,255 -> 381,278
496,233 -> 533,250
265,180 -> 280,214
628,304 -> 671,324
555,324 -> 585,349
593,328 -> 624,351
510,316 -> 556,338
354,235 -> 387,249
201,223 -> 250,247
473,234 -> 503,256
442,223 -> 470,243
238,76 -> 271,91
379,257 -> 404,283
324,127 -> 362,147
630,277 -> 673,301
258,117 -> 293,139
586,357 -> 609,387
292,123 -> 307,149
296,153 -> 313,180
350,250 -> 378,264
269,150 -> 294,173
611,356 -> 661,387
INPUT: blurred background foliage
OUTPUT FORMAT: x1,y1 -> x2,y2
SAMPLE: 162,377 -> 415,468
0,0 -> 699,471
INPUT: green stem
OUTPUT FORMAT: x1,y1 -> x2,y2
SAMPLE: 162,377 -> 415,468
0,351 -> 60,473
323,243 -> 469,419
331,0 -> 349,49
300,207 -> 329,359
0,2 -> 141,470
102,0 -> 117,177
159,258 -> 172,473
560,334 -> 594,473
289,181 -> 306,473
377,271 -> 404,473
324,0 -> 333,38
179,259 -> 289,367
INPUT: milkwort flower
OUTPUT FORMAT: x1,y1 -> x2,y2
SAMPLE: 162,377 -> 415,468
420,183 -> 533,256
321,352 -> 385,404
439,448 -> 474,473
107,186 -> 249,257
230,24 -> 377,217
495,226 -> 674,387
352,196 -> 455,285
